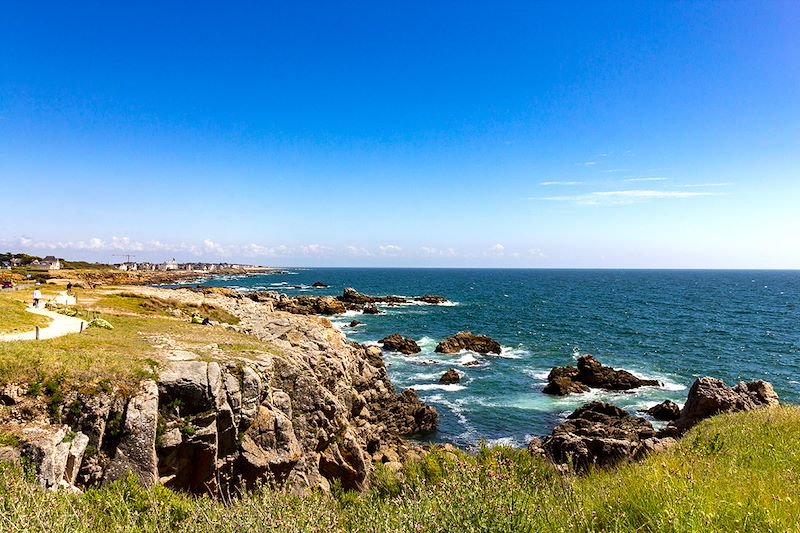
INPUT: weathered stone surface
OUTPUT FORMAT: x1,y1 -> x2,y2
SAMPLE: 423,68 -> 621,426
543,355 -> 659,395
642,400 -> 681,421
104,380 -> 159,487
4,285 -> 439,496
542,402 -> 656,470
438,369 -> 460,385
379,334 -> 421,355
20,424 -> 89,491
665,377 -> 779,435
542,377 -> 590,395
435,331 -> 502,355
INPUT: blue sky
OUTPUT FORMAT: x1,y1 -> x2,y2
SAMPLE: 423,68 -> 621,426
1,1 -> 798,267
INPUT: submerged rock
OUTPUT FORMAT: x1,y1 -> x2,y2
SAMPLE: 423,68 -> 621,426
438,369 -> 460,385
311,282 -> 329,288
379,334 -> 421,355
435,332 -> 501,355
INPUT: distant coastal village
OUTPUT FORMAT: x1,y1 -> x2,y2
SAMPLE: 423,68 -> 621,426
0,251 -> 275,288
0,252 -> 254,273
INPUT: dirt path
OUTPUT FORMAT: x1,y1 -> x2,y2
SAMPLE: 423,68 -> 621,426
0,304 -> 87,342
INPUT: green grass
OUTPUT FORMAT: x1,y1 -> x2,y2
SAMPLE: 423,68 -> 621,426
0,407 -> 798,532
97,293 -> 240,325
0,290 -> 273,399
0,294 -> 51,335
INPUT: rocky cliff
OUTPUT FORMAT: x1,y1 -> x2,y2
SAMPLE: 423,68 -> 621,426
0,287 -> 437,495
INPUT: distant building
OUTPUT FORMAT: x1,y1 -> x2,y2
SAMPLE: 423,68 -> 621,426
160,258 -> 179,271
30,256 -> 61,271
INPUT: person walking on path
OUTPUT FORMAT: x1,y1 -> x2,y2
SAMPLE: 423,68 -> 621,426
32,288 -> 42,308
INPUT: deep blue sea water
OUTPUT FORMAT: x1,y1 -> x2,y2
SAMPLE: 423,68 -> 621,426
183,269 -> 800,448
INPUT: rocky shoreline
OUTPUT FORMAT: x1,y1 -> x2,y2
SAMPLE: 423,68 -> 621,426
0,286 -> 438,495
0,285 -> 784,496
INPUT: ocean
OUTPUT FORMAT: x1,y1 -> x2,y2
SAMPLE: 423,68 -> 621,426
186,269 -> 800,448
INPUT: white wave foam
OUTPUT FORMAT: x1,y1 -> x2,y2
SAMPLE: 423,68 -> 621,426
416,336 -> 438,350
485,436 -> 522,448
342,310 -> 363,317
496,346 -> 529,359
410,383 -> 466,392
522,369 -> 550,381
454,353 -> 480,366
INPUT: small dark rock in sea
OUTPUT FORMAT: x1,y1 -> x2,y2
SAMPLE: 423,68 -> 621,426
439,369 -> 460,384
542,376 -> 589,395
642,400 -> 681,421
414,294 -> 448,305
543,355 -> 660,395
349,320 -> 362,327
463,360 -> 481,367
362,303 -> 380,315
435,331 -> 501,355
379,334 -> 421,355
311,281 -> 329,288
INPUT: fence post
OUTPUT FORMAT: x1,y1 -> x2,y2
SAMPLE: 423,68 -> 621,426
35,326 -> 40,340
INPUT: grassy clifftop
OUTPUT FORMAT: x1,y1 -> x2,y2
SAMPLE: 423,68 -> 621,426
1,406 -> 798,532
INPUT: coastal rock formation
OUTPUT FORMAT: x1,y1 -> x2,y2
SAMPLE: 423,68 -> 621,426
379,334 -> 421,355
6,287 -> 438,495
248,293 -> 347,316
439,369 -> 460,385
662,377 -> 779,436
311,282 -> 329,288
414,295 -> 447,305
540,402 -> 660,469
244,288 -> 449,317
543,355 -> 659,395
642,400 -> 681,421
435,332 -> 502,355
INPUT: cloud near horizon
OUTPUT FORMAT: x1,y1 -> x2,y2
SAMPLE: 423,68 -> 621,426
541,189 -> 726,205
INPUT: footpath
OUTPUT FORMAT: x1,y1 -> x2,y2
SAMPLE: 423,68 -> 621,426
0,293 -> 88,342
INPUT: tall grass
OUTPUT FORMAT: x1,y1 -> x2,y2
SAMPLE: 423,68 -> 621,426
1,407 -> 798,532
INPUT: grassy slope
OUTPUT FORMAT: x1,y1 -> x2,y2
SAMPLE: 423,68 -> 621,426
0,407 -> 798,532
0,293 -> 51,335
0,288 -> 269,397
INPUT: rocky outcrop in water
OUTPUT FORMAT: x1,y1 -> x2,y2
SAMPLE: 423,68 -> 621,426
532,376 -> 780,470
244,288 -> 449,317
435,332 -> 501,355
660,377 -> 779,436
3,287 -> 438,495
535,402 -> 671,470
439,369 -> 460,385
642,400 -> 681,421
379,334 -> 421,355
543,355 -> 659,395
414,295 -> 447,304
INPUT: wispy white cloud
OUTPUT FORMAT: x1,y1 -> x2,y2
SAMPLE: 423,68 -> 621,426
418,246 -> 456,257
344,245 -> 372,257
539,181 -> 582,186
624,177 -> 668,182
378,244 -> 403,256
484,243 -> 505,257
605,169 -> 628,173
681,182 -> 731,188
541,189 -> 726,205
584,161 -> 597,166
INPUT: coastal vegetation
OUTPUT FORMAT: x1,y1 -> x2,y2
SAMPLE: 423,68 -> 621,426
0,407 -> 798,531
0,294 -> 51,335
